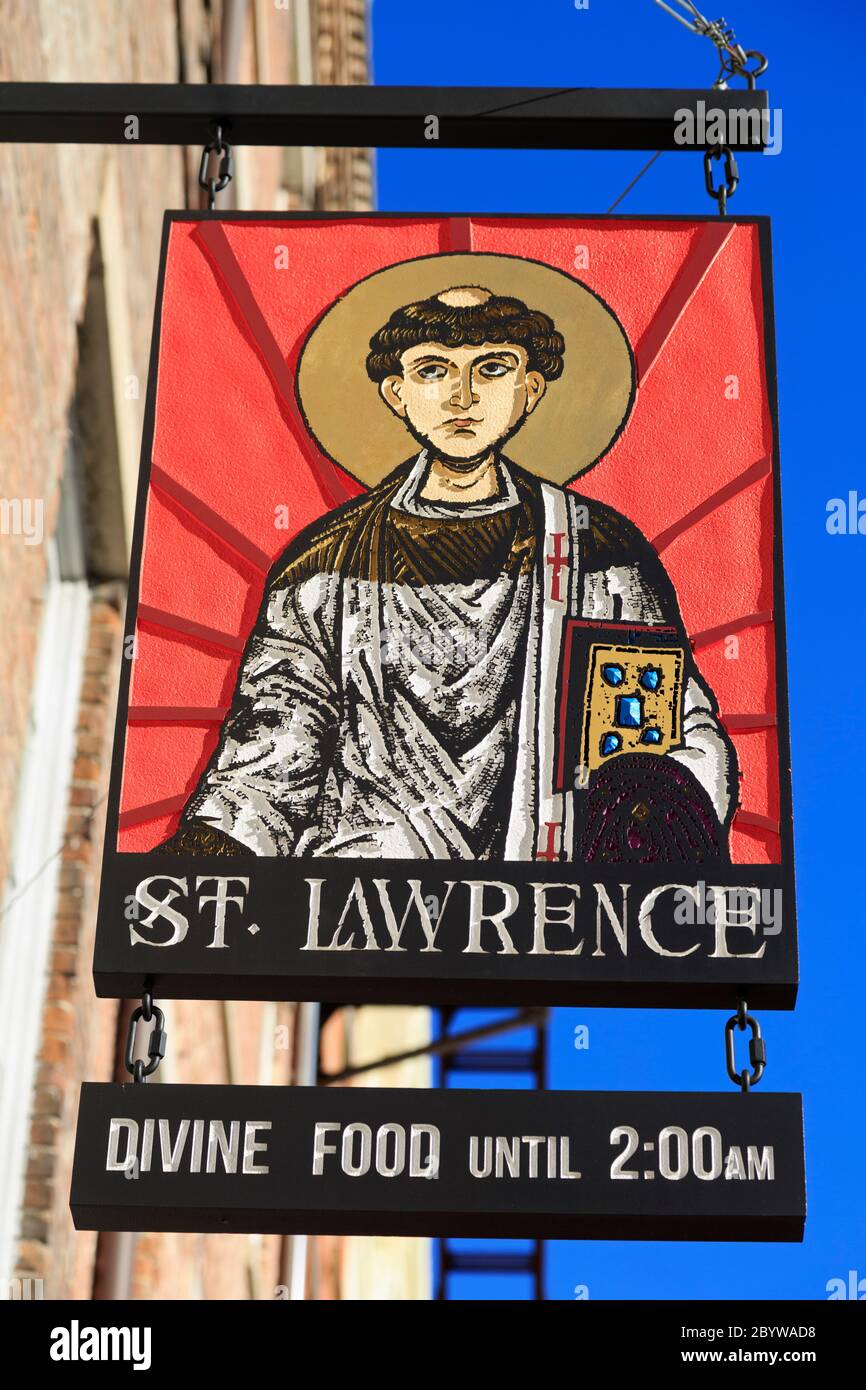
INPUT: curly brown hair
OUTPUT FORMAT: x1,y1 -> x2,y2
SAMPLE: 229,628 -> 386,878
365,290 -> 565,383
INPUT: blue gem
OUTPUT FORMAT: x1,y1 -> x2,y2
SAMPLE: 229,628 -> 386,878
601,663 -> 625,687
601,732 -> 622,756
642,727 -> 662,745
640,667 -> 661,691
616,695 -> 643,729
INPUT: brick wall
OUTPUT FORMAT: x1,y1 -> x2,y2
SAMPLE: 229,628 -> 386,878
313,0 -> 374,209
0,0 -> 187,890
0,0 -> 393,1303
0,0 -> 192,1300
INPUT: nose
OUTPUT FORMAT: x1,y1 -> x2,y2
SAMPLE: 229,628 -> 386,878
450,366 -> 477,411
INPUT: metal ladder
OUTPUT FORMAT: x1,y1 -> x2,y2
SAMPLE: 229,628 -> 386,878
434,1007 -> 548,1301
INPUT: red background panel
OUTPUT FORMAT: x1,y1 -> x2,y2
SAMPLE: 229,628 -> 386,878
118,217 -> 781,863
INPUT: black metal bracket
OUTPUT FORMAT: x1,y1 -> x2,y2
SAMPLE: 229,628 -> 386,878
0,83 -> 768,150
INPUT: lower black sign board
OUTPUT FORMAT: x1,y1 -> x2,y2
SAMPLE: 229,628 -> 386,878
71,1084 -> 805,1241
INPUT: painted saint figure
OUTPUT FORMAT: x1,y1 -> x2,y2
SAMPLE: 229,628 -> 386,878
164,267 -> 737,863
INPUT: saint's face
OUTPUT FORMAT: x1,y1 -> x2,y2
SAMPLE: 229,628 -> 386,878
379,340 -> 546,463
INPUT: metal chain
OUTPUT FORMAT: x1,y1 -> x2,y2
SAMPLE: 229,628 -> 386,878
724,999 -> 766,1092
704,143 -> 739,214
198,123 -> 233,211
124,991 -> 167,1084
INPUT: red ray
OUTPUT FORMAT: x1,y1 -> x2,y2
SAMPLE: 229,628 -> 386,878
653,457 -> 772,554
127,706 -> 228,723
119,794 -> 188,831
721,713 -> 777,731
446,217 -> 474,251
635,221 -> 735,385
192,220 -> 361,511
735,810 -> 781,836
137,605 -> 246,654
150,465 -> 270,572
691,610 -> 773,650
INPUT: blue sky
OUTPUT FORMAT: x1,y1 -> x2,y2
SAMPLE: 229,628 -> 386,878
370,0 -> 866,1299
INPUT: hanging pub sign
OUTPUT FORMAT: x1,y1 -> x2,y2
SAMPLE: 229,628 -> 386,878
94,212 -> 796,1006
70,1082 -> 805,1241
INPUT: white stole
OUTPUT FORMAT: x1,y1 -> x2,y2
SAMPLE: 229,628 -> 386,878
504,483 -> 578,862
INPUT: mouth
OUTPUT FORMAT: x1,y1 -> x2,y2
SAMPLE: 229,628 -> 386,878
443,418 -> 480,429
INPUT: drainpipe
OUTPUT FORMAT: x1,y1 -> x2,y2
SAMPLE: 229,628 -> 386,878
279,1002 -> 321,1300
91,999 -> 138,1300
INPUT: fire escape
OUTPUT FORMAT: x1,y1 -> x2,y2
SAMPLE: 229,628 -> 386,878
434,1007 -> 548,1301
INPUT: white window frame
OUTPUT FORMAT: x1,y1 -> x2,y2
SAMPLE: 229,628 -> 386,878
0,477 -> 89,1283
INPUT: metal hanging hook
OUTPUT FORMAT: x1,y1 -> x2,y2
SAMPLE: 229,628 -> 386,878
653,1 -> 767,89
198,122 -> 233,211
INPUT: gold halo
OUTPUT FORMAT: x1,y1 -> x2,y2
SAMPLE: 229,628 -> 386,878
296,251 -> 635,488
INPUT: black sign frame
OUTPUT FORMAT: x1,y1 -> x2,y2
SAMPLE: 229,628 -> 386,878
92,212 -> 797,1009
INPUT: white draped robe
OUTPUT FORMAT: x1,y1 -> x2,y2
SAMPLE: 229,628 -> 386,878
185,454 -> 734,859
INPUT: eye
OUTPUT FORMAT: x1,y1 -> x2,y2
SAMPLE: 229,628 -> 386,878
477,360 -> 511,378
415,363 -> 447,381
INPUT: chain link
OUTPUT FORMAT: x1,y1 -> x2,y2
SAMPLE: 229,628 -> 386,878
704,143 -> 739,214
198,124 -> 233,211
124,991 -> 167,1083
716,48 -> 768,92
724,999 -> 767,1092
